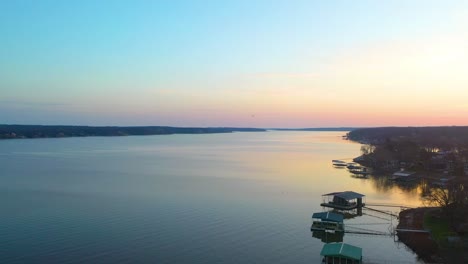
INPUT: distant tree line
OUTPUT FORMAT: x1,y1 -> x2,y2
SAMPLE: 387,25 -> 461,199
0,125 -> 266,139
272,127 -> 357,131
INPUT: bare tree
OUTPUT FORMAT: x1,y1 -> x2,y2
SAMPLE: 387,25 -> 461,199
360,144 -> 375,155
423,186 -> 451,209
423,183 -> 468,223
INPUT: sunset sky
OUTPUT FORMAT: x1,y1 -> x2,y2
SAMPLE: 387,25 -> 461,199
1,0 -> 468,127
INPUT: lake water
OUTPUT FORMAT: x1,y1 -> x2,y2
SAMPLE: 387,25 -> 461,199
0,131 -> 425,263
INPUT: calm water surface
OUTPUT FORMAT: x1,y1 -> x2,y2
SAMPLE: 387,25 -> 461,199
0,131 -> 425,263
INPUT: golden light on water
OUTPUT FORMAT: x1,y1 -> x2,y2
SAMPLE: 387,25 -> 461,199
228,132 -> 426,208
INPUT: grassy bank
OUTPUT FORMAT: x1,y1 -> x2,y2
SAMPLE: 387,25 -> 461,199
424,212 -> 454,244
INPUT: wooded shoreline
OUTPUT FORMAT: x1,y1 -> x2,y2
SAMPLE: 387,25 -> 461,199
0,125 -> 266,139
347,127 -> 468,263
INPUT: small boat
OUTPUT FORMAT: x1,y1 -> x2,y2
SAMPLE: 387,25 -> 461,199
332,160 -> 346,164
332,160 -> 348,167
349,167 -> 369,176
346,163 -> 361,170
333,163 -> 347,167
351,173 -> 369,179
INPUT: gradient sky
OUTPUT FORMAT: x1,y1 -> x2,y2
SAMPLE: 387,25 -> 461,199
1,0 -> 468,127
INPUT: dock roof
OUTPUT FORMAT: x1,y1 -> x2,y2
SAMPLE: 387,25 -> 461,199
322,191 -> 365,200
393,171 -> 415,177
320,242 -> 362,261
312,212 -> 344,223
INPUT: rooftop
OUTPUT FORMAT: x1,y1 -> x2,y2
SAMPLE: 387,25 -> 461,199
322,191 -> 365,200
312,212 -> 344,223
320,242 -> 362,260
393,171 -> 415,177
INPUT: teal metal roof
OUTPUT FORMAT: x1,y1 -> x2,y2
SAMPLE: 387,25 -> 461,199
312,212 -> 344,223
320,243 -> 362,261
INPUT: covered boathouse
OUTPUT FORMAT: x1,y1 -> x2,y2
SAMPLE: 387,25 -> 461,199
311,212 -> 344,232
320,242 -> 362,264
320,191 -> 365,210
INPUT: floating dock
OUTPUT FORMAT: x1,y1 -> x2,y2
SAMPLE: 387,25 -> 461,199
321,191 -> 365,210
320,242 -> 362,264
311,212 -> 344,232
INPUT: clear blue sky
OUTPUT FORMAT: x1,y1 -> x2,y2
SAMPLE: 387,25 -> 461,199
1,1 -> 467,127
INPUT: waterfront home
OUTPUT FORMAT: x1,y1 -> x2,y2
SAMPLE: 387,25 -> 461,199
320,242 -> 362,264
384,159 -> 400,170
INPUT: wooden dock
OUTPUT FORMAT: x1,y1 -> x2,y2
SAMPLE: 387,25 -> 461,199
363,206 -> 399,218
365,203 -> 414,209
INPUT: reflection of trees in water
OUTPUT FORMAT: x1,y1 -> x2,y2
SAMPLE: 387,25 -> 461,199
419,178 -> 431,197
395,180 -> 420,194
367,174 -> 395,192
367,174 -> 421,195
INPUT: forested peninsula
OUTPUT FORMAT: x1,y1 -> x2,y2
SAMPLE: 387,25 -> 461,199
347,126 -> 468,174
0,125 -> 266,139
348,127 -> 468,263
347,127 -> 468,238
347,126 -> 468,146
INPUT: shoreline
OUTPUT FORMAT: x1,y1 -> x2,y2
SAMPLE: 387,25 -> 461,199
397,207 -> 468,263
0,125 -> 267,140
397,208 -> 440,263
